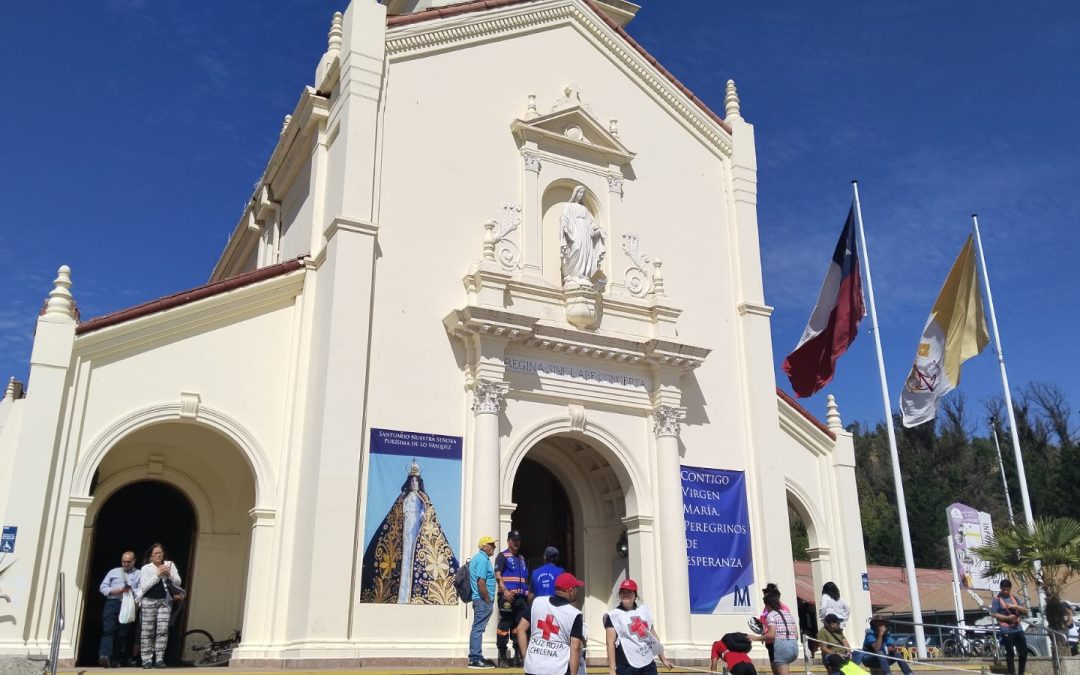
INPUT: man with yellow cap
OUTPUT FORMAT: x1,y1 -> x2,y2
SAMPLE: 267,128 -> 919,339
468,536 -> 498,669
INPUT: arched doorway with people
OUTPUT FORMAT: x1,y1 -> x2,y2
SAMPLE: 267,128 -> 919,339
503,426 -> 648,640
77,481 -> 197,667
70,417 -> 260,667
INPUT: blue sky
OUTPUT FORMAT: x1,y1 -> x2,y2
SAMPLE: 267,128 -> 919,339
2,1 -> 1077,431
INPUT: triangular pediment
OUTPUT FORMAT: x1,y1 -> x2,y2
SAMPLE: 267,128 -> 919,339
511,106 -> 634,166
386,0 -> 733,158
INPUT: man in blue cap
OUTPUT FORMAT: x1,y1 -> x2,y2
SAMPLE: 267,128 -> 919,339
529,546 -> 565,602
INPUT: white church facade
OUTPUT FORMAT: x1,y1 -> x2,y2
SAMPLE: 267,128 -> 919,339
0,0 -> 872,667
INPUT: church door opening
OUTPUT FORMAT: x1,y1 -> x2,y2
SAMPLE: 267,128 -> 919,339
511,458 -> 575,573
77,481 -> 197,667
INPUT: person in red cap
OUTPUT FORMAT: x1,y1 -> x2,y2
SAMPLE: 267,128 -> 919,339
603,578 -> 673,674
515,572 -> 586,675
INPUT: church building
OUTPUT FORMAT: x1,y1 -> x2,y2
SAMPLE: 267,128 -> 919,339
0,0 -> 872,667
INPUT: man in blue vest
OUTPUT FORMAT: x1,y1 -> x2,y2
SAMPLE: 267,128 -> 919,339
495,530 -> 529,668
529,546 -> 565,602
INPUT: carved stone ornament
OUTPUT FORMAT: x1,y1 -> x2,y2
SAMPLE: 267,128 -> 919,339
482,203 -> 522,270
523,152 -> 542,173
621,233 -> 653,298
607,175 -> 623,195
472,380 -> 507,414
653,405 -> 685,438
551,83 -> 595,118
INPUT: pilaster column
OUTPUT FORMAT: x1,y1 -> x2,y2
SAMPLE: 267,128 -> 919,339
653,405 -> 692,647
239,508 -> 277,649
470,381 -> 506,548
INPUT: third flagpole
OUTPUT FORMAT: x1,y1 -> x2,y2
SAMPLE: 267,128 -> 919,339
971,214 -> 1044,617
971,214 -> 1035,532
851,181 -> 927,658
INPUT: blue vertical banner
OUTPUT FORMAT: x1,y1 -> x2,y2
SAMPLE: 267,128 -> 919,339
359,428 -> 463,605
681,466 -> 754,614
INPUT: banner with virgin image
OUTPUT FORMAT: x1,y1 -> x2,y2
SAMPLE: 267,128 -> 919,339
681,466 -> 755,614
359,428 -> 462,605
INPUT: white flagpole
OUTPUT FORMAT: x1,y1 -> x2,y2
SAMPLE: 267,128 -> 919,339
971,214 -> 1036,532
851,181 -> 927,658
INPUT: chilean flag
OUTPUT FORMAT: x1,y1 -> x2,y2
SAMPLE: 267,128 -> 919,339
782,205 -> 865,398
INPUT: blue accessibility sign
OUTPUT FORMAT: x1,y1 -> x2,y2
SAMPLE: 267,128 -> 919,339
861,572 -> 870,591
1,526 -> 16,554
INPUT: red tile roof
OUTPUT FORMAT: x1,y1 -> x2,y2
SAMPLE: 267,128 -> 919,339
777,387 -> 835,440
793,561 -> 956,610
76,256 -> 306,335
386,0 -> 731,134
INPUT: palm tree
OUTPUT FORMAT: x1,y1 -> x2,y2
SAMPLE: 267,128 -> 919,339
973,517 -> 1080,675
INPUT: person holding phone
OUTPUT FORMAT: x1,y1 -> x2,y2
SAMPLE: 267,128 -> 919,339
136,543 -> 183,668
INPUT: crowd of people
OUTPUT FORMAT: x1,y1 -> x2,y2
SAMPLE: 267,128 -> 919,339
96,543 -> 185,669
465,530 -> 672,675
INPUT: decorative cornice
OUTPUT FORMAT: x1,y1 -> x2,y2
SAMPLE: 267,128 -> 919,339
385,0 -> 732,157
737,301 -> 774,317
444,305 -> 710,372
472,380 -> 507,414
652,405 -> 685,438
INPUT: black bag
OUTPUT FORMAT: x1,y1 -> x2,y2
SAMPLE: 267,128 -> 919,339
722,632 -> 753,653
453,559 -> 472,602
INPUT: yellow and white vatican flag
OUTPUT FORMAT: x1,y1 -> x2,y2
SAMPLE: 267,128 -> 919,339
900,235 -> 990,427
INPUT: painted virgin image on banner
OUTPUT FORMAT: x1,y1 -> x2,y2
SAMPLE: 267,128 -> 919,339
359,428 -> 462,605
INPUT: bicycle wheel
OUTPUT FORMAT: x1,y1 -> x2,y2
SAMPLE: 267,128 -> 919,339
180,629 -> 213,666
942,639 -> 959,658
195,648 -> 233,667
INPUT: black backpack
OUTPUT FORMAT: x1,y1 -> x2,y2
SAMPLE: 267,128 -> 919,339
454,559 -> 472,602
722,632 -> 753,653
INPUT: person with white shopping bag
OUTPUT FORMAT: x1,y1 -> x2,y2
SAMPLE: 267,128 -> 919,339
97,550 -> 141,668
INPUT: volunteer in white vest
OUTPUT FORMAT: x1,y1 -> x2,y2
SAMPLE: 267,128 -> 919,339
515,572 -> 587,675
603,579 -> 673,675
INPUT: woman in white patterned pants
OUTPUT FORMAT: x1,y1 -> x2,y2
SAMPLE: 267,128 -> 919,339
136,543 -> 183,668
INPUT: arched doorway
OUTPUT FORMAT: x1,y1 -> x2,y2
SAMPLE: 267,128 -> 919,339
77,481 -> 197,666
507,433 -> 632,629
511,458 -> 574,572
71,419 -> 258,666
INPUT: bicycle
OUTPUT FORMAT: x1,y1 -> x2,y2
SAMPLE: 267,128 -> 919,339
942,629 -> 994,658
180,628 -> 241,667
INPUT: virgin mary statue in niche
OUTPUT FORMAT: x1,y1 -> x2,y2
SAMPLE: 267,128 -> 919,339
359,460 -> 459,604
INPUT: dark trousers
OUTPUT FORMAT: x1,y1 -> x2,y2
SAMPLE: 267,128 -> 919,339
99,597 -> 135,662
497,593 -> 528,655
616,662 -> 659,675
1002,631 -> 1027,675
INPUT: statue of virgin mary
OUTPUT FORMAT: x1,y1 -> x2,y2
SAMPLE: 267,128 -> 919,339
359,460 -> 460,604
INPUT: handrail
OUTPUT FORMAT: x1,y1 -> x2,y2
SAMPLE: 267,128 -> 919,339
46,572 -> 64,675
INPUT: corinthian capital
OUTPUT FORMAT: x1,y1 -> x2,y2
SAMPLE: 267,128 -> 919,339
472,380 -> 507,415
653,405 -> 685,438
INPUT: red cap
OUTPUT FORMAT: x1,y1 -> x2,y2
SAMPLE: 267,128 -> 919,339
619,579 -> 638,592
555,572 -> 584,590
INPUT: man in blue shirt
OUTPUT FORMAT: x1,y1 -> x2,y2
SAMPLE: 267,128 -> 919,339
861,615 -> 913,675
991,579 -> 1028,675
468,536 -> 498,670
98,550 -> 140,667
528,546 -> 564,601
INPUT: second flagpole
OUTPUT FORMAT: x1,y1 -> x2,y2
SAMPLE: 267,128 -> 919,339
851,180 -> 927,658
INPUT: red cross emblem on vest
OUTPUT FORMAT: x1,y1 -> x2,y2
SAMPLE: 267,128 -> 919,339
537,614 -> 560,640
629,616 -> 649,639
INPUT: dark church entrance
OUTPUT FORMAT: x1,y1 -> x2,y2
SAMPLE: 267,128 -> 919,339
77,481 -> 197,666
510,458 -> 575,574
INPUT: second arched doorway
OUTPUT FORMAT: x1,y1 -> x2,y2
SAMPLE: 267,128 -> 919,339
77,481 -> 197,666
